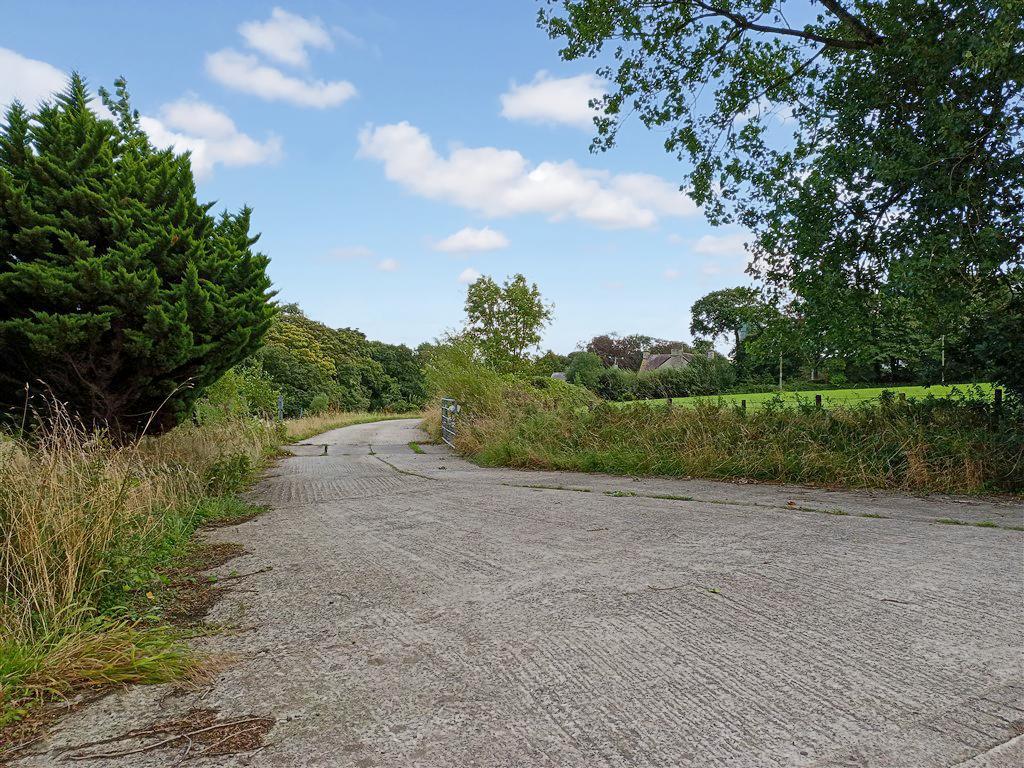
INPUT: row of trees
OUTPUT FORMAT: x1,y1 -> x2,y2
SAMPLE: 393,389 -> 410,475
687,286 -> 998,386
250,304 -> 424,417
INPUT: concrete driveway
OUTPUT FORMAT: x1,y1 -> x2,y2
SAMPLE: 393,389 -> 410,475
19,419 -> 1024,767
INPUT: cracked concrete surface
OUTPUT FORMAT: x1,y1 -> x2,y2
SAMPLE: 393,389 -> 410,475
17,419 -> 1024,767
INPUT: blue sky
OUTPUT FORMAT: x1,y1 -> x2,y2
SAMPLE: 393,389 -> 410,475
2,1 -> 755,353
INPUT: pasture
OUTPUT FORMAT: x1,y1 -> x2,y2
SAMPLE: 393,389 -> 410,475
624,383 -> 994,410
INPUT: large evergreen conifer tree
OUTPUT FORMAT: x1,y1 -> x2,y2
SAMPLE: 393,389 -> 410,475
0,75 -> 275,435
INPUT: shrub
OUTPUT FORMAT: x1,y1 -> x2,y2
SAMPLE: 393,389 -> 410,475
308,393 -> 330,415
566,352 -> 604,391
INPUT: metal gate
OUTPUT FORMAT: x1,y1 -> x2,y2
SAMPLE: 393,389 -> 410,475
440,398 -> 459,448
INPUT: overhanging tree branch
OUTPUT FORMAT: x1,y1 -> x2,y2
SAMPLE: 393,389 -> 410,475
818,1 -> 886,45
646,1 -> 885,50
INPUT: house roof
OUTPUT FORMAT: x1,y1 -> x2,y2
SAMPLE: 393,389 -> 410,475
640,351 -> 695,372
640,354 -> 672,371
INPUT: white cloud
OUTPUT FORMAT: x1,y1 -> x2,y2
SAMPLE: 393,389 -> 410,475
206,49 -> 356,108
140,98 -> 282,179
664,268 -> 681,280
500,71 -> 605,129
457,267 -> 482,284
693,233 -> 749,258
435,226 -> 509,253
0,47 -> 67,111
0,48 -> 116,120
327,245 -> 373,259
239,7 -> 332,68
0,48 -> 277,180
690,232 -> 753,277
357,121 -> 697,229
377,258 -> 399,272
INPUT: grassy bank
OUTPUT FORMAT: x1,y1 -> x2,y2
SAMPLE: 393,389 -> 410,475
626,383 -> 994,410
425,345 -> 1022,495
470,401 -> 1022,494
0,413 -> 281,730
0,408 -> 416,734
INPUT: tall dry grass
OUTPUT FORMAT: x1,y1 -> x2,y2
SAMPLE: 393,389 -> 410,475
0,408 -> 278,712
471,400 -> 1023,493
424,343 -> 1023,494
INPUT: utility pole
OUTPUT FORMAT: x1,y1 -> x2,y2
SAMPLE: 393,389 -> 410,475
941,334 -> 945,385
778,348 -> 783,392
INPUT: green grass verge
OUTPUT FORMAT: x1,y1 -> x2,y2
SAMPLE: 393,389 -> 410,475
623,383 -> 993,410
1,494 -> 265,730
0,419 -> 281,737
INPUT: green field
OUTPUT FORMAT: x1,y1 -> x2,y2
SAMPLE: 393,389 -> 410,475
622,383 -> 994,410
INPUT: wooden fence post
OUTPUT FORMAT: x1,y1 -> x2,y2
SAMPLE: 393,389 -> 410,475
741,399 -> 746,411
815,394 -> 822,408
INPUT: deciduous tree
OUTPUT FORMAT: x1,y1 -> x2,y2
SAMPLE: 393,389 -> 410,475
541,0 -> 1024,393
689,287 -> 767,362
464,274 -> 553,371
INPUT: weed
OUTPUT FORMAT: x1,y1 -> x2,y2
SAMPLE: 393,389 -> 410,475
861,513 -> 888,519
935,518 -> 968,525
822,508 -> 849,516
973,521 -> 1000,528
604,490 -> 638,497
408,441 -> 425,454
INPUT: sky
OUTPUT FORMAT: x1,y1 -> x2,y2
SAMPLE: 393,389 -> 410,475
2,1 -> 757,354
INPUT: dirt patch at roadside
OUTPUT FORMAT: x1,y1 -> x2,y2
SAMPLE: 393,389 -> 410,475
57,706 -> 274,762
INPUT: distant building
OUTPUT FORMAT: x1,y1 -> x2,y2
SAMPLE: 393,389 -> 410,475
639,348 -> 698,372
551,372 -> 567,381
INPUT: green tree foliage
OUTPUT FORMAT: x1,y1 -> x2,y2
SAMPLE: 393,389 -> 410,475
464,274 -> 553,372
532,350 -> 573,376
566,351 -> 605,390
255,305 -> 425,415
689,287 -> 768,363
542,0 -> 1024,394
368,341 -> 427,410
0,76 -> 275,434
